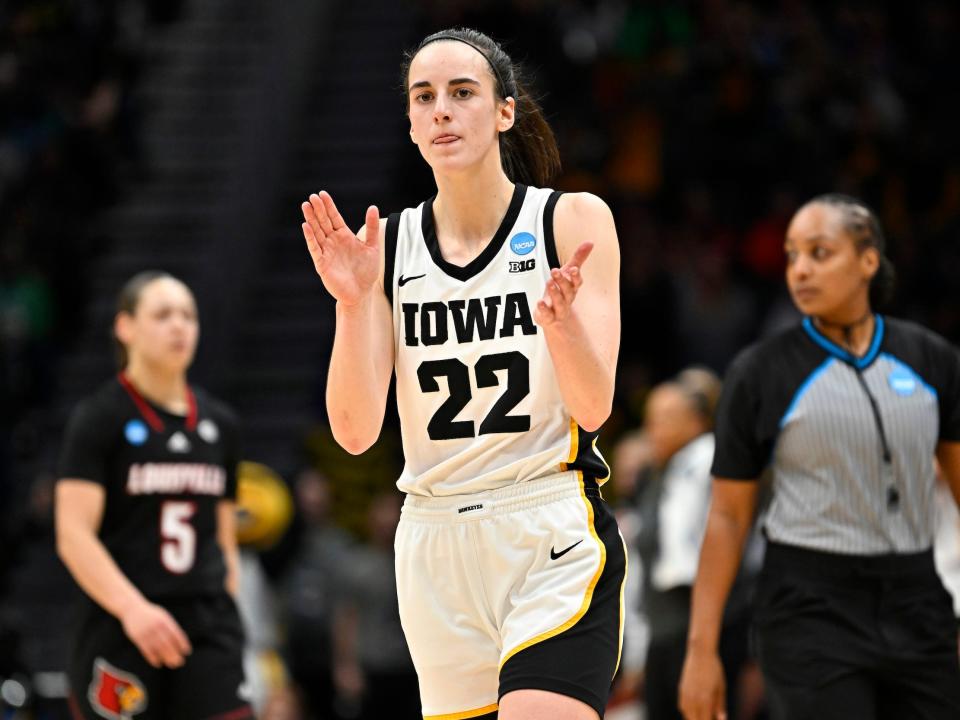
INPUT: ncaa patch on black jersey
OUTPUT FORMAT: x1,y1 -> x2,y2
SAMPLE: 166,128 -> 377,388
509,259 -> 535,273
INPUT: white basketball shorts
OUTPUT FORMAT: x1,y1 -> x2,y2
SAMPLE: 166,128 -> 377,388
395,471 -> 627,719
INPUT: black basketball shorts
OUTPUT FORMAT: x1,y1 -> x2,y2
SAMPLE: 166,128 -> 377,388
68,594 -> 253,720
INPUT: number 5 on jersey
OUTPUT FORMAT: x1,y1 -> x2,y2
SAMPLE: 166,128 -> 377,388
418,350 -> 530,440
160,501 -> 197,573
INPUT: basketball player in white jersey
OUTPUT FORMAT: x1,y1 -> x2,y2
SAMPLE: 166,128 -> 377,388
300,28 -> 625,720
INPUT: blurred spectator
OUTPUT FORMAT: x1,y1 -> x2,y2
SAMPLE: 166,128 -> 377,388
281,468 -> 353,720
934,471 -> 960,622
617,368 -> 762,720
332,491 -> 418,720
234,461 -> 295,717
0,468 -> 80,720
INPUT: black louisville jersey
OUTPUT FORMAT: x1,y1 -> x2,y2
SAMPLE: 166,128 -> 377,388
58,374 -> 240,600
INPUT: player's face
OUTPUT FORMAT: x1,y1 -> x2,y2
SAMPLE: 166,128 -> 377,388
784,204 -> 878,321
406,41 -> 515,176
120,278 -> 199,373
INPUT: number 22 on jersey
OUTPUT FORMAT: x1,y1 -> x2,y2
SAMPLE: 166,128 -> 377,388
418,350 -> 530,440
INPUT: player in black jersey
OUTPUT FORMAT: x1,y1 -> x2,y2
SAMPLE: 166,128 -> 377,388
56,271 -> 253,720
679,196 -> 960,720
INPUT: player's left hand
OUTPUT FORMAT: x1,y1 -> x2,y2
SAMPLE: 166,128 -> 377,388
534,242 -> 593,327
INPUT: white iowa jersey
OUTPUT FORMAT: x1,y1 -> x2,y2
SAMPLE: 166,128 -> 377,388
384,183 -> 609,497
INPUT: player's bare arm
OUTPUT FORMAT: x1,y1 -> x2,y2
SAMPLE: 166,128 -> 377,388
538,191 -> 620,432
938,441 -> 960,509
56,479 -> 192,669
301,190 -> 394,453
216,500 -> 241,597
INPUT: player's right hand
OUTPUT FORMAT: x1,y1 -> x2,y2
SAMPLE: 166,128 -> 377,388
678,647 -> 727,720
120,600 -> 192,669
301,191 -> 380,307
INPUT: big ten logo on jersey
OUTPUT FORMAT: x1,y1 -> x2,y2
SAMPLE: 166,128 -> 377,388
401,293 -> 536,347
509,258 -> 536,273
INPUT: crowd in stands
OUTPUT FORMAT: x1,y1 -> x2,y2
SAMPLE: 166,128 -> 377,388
2,1 -> 959,718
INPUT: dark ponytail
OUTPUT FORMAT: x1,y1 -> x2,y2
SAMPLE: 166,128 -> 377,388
402,28 -> 561,187
113,270 -> 177,369
808,193 -> 896,310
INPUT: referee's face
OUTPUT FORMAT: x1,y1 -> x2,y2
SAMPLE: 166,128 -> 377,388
784,204 -> 874,322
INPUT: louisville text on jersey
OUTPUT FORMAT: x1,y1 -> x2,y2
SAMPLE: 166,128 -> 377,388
401,292 -> 537,347
126,463 -> 227,496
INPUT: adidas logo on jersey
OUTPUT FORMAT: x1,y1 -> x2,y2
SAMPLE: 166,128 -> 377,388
509,259 -> 535,273
167,432 -> 191,453
401,292 -> 537,347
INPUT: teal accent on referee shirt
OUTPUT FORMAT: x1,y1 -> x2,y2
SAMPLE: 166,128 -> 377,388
779,357 -> 836,429
802,315 -> 885,370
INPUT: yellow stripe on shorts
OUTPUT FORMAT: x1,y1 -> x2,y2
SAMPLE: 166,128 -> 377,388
424,702 -> 499,719
499,471 -> 607,669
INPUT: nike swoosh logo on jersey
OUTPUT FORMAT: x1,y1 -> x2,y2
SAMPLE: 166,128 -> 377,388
550,539 -> 583,560
398,273 -> 426,287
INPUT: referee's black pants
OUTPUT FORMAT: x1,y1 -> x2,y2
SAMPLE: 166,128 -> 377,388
753,542 -> 960,720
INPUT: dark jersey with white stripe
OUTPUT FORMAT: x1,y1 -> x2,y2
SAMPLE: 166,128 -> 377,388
713,316 -> 960,554
58,375 -> 240,599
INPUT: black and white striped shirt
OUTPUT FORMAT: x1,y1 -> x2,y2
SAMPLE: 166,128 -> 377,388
713,316 -> 960,554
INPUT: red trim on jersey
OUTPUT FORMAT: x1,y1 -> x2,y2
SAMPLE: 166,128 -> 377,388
118,372 -> 165,432
117,372 -> 198,432
203,706 -> 255,720
185,383 -> 198,431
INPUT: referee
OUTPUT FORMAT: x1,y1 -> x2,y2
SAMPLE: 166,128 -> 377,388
678,194 -> 960,720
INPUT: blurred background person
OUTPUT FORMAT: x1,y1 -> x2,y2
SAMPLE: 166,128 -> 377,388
934,462 -> 960,629
233,460 -> 295,717
280,467 -> 353,719
624,369 -> 760,720
332,491 -> 418,720
56,271 -> 252,720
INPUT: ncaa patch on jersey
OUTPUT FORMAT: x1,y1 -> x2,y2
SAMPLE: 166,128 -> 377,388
197,419 -> 219,443
888,367 -> 917,396
510,231 -> 536,255
124,420 -> 149,446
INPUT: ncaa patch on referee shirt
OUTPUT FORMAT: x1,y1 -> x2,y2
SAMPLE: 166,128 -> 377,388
124,419 -> 149,446
888,367 -> 917,396
510,232 -> 536,255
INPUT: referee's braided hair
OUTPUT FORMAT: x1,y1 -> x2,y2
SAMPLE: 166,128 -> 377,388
808,194 -> 896,310
401,28 -> 561,188
113,270 -> 179,369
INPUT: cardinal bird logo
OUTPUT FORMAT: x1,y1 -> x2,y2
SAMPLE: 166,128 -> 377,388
88,658 -> 148,719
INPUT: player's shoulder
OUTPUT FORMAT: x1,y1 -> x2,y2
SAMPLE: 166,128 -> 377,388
71,377 -> 128,421
551,190 -> 618,265
62,378 -> 129,446
554,191 -> 614,224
